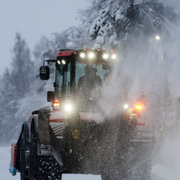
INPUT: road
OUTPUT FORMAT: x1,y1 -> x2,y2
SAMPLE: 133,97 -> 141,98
1,146 -> 180,180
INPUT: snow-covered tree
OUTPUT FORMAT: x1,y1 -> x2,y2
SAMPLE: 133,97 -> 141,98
0,69 -> 20,143
80,0 -> 179,48
0,34 -> 34,144
11,33 -> 34,97
34,26 -> 91,64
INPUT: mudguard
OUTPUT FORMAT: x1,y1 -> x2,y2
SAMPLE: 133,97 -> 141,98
37,106 -> 51,145
22,121 -> 30,146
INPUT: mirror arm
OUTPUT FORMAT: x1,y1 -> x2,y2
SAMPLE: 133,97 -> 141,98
43,60 -> 57,66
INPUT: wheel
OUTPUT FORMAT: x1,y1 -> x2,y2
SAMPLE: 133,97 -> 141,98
20,130 -> 28,180
29,127 -> 62,180
29,128 -> 38,180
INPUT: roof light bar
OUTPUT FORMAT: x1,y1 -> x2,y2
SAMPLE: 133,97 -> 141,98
80,53 -> 85,58
62,60 -> 66,64
103,54 -> 109,59
88,53 -> 94,59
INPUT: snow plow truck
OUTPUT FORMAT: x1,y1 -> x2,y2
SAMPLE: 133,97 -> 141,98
10,49 -> 155,180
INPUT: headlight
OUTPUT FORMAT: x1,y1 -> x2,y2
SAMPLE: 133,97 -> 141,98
103,54 -> 108,59
88,53 -> 94,59
65,104 -> 72,112
124,104 -> 129,109
111,54 -> 117,59
62,60 -> 66,64
80,53 -> 85,58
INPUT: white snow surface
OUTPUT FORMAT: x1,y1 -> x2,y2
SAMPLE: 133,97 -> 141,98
152,164 -> 180,180
0,146 -> 20,180
0,146 -> 101,180
1,139 -> 180,180
62,174 -> 101,180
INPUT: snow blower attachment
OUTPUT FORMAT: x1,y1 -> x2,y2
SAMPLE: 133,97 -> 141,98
10,49 -> 155,180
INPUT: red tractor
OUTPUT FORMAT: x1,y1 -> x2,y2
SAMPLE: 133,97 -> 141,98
10,49 -> 154,180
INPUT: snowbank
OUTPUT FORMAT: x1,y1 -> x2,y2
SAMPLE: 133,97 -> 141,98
152,164 -> 180,180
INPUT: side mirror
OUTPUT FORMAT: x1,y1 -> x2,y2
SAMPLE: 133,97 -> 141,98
47,91 -> 54,102
40,66 -> 50,80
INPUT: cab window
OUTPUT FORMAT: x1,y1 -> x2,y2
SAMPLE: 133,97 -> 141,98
63,62 -> 71,96
56,69 -> 63,97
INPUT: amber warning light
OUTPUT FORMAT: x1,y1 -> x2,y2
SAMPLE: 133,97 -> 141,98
135,103 -> 144,110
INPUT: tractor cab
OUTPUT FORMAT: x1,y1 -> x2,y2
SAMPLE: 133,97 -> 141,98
40,49 -> 118,113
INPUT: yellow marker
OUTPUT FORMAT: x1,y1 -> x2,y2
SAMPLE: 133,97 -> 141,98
72,130 -> 80,139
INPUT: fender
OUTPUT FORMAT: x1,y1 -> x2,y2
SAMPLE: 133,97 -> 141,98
22,121 -> 30,146
17,121 -> 30,144
36,106 -> 51,145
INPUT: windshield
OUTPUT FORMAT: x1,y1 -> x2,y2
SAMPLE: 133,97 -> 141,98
56,61 -> 111,112
75,62 -> 110,112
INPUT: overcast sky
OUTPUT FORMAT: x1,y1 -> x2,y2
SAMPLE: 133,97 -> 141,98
0,0 -> 89,75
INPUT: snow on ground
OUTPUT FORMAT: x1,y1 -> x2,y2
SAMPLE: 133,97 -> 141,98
152,164 -> 180,180
62,174 -> 101,180
151,133 -> 180,180
1,145 -> 180,180
0,146 -> 20,180
0,146 -> 101,180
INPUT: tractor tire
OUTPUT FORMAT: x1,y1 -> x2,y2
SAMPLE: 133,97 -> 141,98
29,127 -> 38,180
20,130 -> 28,180
29,127 -> 62,180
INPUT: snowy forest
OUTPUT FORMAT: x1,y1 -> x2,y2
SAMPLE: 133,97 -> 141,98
1,0 -> 180,178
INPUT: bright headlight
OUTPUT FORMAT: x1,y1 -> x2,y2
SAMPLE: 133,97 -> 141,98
80,53 -> 85,58
103,54 -> 108,59
62,60 -> 66,64
88,53 -> 94,58
112,54 -> 117,59
65,104 -> 72,112
124,104 -> 129,109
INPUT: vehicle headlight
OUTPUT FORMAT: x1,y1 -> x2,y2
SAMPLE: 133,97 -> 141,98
62,60 -> 66,64
103,54 -> 108,59
111,54 -> 117,59
65,104 -> 72,112
88,53 -> 94,59
124,104 -> 129,109
80,53 -> 85,58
